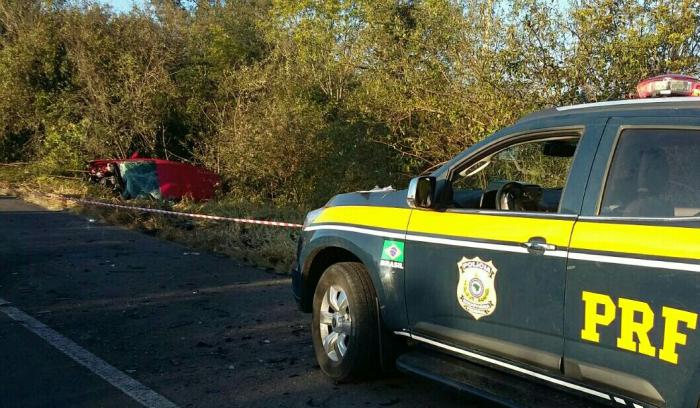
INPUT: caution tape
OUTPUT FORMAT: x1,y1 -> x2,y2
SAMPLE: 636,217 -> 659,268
50,193 -> 303,229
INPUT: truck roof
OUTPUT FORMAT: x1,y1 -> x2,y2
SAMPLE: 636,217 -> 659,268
520,96 -> 700,123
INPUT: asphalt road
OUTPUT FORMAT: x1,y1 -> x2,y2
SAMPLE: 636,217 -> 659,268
0,196 -> 487,408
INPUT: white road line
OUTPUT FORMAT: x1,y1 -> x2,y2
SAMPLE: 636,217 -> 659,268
0,298 -> 178,408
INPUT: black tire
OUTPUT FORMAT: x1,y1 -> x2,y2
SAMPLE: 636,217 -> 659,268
311,262 -> 380,382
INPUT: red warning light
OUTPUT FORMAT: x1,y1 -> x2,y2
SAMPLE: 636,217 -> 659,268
636,74 -> 700,98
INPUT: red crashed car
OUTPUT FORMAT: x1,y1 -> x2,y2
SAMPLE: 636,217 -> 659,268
88,154 -> 220,201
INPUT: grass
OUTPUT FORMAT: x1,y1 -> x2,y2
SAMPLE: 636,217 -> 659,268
0,164 -> 304,273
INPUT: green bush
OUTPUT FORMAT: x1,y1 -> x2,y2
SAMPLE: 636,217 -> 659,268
38,120 -> 88,174
0,0 -> 698,208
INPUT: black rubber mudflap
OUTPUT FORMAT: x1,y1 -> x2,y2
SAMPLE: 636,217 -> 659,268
396,348 -> 608,408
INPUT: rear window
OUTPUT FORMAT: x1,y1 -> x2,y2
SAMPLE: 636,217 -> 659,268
600,128 -> 700,218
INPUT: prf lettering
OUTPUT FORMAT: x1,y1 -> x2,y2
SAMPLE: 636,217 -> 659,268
581,291 -> 698,365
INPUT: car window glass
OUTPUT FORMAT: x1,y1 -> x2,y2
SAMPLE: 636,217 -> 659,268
600,128 -> 700,218
450,138 -> 578,213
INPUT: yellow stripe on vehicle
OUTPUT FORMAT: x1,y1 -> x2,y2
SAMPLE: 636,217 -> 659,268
407,210 -> 575,247
312,206 -> 700,263
572,222 -> 700,261
312,206 -> 412,232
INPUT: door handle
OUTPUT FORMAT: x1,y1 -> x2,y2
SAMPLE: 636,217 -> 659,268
522,237 -> 556,253
523,242 -> 556,251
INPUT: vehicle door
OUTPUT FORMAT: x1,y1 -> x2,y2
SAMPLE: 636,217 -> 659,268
404,125 -> 602,374
564,118 -> 700,408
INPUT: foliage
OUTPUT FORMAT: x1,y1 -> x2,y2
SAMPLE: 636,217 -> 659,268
0,0 -> 699,209
38,119 -> 89,173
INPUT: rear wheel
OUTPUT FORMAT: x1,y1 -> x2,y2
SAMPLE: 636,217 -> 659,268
312,262 -> 379,382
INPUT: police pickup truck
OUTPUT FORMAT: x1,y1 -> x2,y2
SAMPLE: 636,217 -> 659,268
292,76 -> 700,408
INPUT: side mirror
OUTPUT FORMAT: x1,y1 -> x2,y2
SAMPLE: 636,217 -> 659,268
407,176 -> 436,208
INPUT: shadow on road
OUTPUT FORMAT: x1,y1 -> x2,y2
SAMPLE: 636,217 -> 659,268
0,199 -> 491,407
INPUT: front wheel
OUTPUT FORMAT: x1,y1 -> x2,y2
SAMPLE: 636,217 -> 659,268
311,262 -> 380,382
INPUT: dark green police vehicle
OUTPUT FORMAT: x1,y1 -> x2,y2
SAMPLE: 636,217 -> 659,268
292,76 -> 700,408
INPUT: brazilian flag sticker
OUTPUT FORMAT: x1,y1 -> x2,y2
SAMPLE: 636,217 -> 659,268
380,240 -> 405,269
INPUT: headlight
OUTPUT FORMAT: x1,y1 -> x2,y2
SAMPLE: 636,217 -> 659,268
303,208 -> 324,229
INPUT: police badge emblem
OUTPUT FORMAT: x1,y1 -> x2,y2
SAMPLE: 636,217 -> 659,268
457,257 -> 498,320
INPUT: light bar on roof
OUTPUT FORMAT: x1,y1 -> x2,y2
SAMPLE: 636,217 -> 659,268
637,74 -> 700,98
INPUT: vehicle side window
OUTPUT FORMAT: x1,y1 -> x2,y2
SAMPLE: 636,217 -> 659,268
600,128 -> 700,218
450,137 -> 579,213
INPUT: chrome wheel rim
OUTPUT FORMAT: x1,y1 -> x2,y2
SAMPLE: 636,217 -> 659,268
319,285 -> 351,362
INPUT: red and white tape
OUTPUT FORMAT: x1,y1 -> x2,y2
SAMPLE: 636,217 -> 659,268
50,193 -> 303,229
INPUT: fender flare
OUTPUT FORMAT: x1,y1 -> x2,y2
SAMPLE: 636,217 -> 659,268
298,232 -> 410,328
